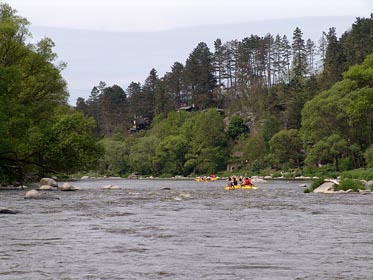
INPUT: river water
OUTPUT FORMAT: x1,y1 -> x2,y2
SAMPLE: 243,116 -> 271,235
1,179 -> 373,280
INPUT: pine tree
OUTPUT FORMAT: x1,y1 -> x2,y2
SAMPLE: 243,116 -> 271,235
291,27 -> 307,81
100,84 -> 127,135
223,40 -> 239,90
167,62 -> 185,107
264,33 -> 274,87
184,42 -> 216,109
213,38 -> 225,89
281,35 -> 292,83
321,27 -> 345,88
318,33 -> 327,71
142,68 -> 158,120
305,38 -> 317,75
272,34 -> 283,85
340,15 -> 373,66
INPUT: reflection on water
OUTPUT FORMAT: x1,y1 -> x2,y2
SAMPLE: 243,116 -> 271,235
1,179 -> 373,279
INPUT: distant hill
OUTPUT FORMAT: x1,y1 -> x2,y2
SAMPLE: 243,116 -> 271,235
29,16 -> 357,104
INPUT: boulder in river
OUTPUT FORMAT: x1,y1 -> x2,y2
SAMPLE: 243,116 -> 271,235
313,182 -> 336,193
39,178 -> 58,188
39,185 -> 56,191
24,189 -> 43,199
0,208 -> 18,214
24,189 -> 60,200
59,183 -> 80,191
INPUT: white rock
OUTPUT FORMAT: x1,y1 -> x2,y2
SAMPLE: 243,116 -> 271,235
60,182 -> 80,191
39,178 -> 58,187
24,189 -> 42,199
313,182 -> 335,193
39,185 -> 55,190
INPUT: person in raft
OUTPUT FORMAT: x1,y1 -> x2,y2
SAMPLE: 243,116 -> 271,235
227,177 -> 234,188
232,176 -> 238,186
244,177 -> 252,186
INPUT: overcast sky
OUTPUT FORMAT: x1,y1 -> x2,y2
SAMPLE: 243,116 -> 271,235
7,0 -> 371,32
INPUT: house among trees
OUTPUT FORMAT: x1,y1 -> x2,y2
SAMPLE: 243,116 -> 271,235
177,104 -> 196,112
129,117 -> 150,132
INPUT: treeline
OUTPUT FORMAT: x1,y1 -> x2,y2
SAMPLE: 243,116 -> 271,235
76,15 -> 373,177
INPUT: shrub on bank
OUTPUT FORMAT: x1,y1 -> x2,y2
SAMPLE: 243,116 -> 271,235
304,177 -> 326,193
336,179 -> 366,192
340,169 -> 373,181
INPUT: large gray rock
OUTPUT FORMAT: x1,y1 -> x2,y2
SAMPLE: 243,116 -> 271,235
59,183 -> 80,191
0,208 -> 18,214
24,189 -> 43,199
39,178 -> 58,188
313,182 -> 335,193
24,189 -> 60,200
39,185 -> 55,190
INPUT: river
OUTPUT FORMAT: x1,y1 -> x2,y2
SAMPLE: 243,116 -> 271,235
1,179 -> 373,279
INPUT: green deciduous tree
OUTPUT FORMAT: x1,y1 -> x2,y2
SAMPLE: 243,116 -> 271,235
301,54 -> 373,170
226,115 -> 249,141
128,136 -> 160,175
153,135 -> 188,175
35,108 -> 104,174
268,129 -> 304,169
195,109 -> 228,173
98,138 -> 130,176
0,4 -> 102,183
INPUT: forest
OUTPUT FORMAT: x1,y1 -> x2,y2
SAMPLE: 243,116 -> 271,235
0,3 -> 372,184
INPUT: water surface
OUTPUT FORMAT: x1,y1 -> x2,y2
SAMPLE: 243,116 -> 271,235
1,179 -> 373,279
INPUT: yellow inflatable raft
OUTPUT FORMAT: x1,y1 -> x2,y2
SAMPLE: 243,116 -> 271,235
225,185 -> 257,191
